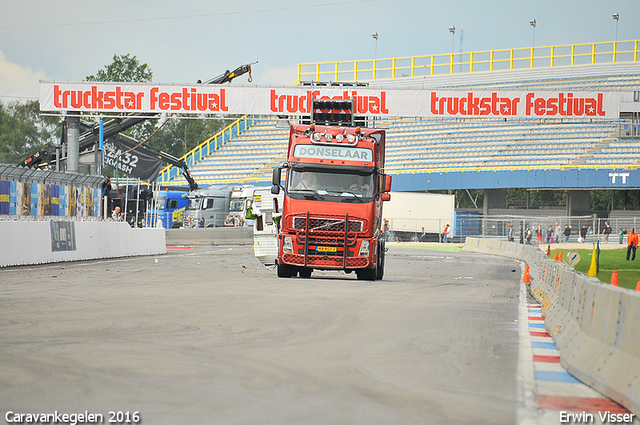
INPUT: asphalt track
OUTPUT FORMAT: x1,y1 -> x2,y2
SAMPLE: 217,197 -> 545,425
0,245 -> 523,425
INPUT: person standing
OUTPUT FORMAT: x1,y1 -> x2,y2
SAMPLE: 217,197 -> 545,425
443,224 -> 451,243
620,228 -> 627,244
626,228 -> 638,261
555,222 -> 561,243
383,219 -> 391,242
507,222 -> 514,242
602,221 -> 612,244
579,225 -> 588,243
525,226 -> 532,244
536,225 -> 543,244
563,224 -> 571,243
198,213 -> 205,228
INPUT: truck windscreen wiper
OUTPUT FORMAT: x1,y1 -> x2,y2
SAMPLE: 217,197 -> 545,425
289,189 -> 325,200
326,190 -> 364,202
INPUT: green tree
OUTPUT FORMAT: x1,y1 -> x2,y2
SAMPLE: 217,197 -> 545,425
149,116 -> 226,158
85,54 -> 226,161
0,100 -> 60,164
86,54 -> 153,83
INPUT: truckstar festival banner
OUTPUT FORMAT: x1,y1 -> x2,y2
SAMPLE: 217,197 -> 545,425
40,81 -> 631,119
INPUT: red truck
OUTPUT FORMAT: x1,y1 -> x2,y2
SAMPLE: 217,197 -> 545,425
271,101 -> 392,280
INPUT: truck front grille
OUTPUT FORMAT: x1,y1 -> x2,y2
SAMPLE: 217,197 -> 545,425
291,215 -> 365,234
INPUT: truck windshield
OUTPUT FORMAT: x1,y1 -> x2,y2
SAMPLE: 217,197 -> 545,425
287,168 -> 374,202
229,200 -> 244,213
186,197 -> 201,210
153,196 -> 167,211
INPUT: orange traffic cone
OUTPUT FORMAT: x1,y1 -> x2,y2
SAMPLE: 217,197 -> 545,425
521,265 -> 531,283
611,271 -> 619,287
636,281 -> 640,292
547,245 -> 551,257
559,252 -> 563,262
554,252 -> 559,261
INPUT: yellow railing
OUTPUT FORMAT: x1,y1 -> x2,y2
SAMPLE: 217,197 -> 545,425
297,40 -> 640,83
157,114 -> 255,185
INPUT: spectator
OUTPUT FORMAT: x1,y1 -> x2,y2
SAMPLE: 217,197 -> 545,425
383,219 -> 391,242
620,228 -> 627,244
626,228 -> 638,261
525,226 -> 532,244
420,227 -> 426,242
563,224 -> 571,243
555,222 -> 561,243
443,224 -> 451,243
111,206 -> 123,222
198,214 -> 205,228
224,215 -> 235,227
601,221 -> 612,244
507,222 -> 514,242
579,225 -> 588,243
546,225 -> 554,244
536,225 -> 543,244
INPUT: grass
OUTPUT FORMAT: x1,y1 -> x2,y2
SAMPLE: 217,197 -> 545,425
550,248 -> 640,290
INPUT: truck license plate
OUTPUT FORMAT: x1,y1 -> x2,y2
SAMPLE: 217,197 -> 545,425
317,246 -> 337,252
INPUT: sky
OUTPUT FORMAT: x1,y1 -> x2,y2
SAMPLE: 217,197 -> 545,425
0,0 -> 638,102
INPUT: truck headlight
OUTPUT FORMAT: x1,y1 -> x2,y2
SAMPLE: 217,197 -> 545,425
358,240 -> 370,257
283,236 -> 293,253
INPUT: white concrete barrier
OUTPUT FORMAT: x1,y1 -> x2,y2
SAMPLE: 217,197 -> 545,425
462,237 -> 640,416
0,220 -> 165,267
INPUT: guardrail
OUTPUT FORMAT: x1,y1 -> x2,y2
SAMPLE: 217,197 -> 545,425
462,237 -> 640,416
157,114 -> 256,185
297,40 -> 640,83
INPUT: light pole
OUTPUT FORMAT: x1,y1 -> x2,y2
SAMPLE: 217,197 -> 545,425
529,19 -> 536,47
449,26 -> 455,74
612,13 -> 619,42
529,19 -> 536,68
371,32 -> 378,60
448,26 -> 455,54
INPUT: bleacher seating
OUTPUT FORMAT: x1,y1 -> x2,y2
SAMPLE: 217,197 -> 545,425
184,119 -> 289,183
162,64 -> 640,185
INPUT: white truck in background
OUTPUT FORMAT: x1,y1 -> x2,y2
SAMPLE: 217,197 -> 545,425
229,185 -> 256,226
382,192 -> 455,242
251,187 -> 284,266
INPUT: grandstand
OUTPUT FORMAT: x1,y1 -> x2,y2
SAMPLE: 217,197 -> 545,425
158,39 -> 640,193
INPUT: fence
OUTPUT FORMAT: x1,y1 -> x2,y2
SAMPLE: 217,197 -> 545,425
378,212 -> 640,243
0,164 -> 105,221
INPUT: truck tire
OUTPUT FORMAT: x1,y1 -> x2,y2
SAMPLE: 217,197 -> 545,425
298,268 -> 312,278
376,241 -> 385,280
277,263 -> 296,278
356,266 -> 377,281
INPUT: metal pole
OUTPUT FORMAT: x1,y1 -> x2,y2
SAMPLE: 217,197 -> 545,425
124,179 -> 129,225
67,115 -> 80,173
135,178 -> 140,227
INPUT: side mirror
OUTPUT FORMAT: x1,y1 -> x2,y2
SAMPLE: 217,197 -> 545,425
272,166 -> 282,186
381,192 -> 391,202
384,174 -> 392,192
271,185 -> 280,195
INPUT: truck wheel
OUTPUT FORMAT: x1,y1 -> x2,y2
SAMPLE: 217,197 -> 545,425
356,267 -> 377,281
277,263 -> 296,278
298,268 -> 312,278
376,241 -> 385,280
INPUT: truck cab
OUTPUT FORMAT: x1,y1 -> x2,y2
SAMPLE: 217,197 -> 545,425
272,122 -> 391,280
183,185 -> 233,227
147,190 -> 188,229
